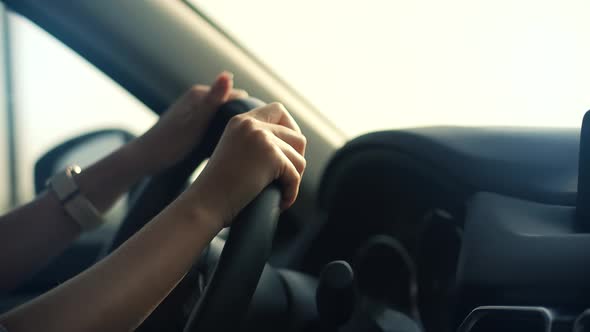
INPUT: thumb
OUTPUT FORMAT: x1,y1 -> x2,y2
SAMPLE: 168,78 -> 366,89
205,71 -> 234,107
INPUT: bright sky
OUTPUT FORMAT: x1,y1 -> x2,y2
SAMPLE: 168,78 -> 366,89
192,0 -> 590,137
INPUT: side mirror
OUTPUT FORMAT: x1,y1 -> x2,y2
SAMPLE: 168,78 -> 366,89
34,129 -> 135,194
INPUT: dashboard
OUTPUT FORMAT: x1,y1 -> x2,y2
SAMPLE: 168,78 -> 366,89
301,126 -> 584,331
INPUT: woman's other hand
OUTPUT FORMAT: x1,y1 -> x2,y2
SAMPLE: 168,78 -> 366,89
134,72 -> 248,173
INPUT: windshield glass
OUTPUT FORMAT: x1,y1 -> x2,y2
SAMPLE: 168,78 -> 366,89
189,0 -> 590,137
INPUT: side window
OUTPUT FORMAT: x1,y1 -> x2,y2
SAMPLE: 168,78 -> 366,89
7,12 -> 157,206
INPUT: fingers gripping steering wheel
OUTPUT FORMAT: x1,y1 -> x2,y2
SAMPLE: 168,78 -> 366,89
183,98 -> 282,331
105,98 -> 281,332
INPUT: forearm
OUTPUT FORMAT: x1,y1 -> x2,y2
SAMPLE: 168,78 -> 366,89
0,140 -> 151,292
0,187 -> 221,332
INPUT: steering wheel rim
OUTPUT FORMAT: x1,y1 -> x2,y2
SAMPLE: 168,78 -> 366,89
106,98 -> 281,332
183,97 -> 282,331
183,183 -> 281,332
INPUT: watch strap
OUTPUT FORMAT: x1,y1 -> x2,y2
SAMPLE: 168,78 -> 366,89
48,165 -> 104,231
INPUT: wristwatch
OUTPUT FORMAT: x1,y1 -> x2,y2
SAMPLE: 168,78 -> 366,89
47,165 -> 104,231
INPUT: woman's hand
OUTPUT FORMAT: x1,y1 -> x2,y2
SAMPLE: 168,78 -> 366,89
134,72 -> 248,173
186,102 -> 307,229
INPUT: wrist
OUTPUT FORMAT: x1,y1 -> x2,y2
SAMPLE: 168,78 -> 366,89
177,183 -> 226,234
124,137 -> 162,176
71,137 -> 154,214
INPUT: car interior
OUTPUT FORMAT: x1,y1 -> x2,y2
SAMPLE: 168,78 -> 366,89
1,1 -> 589,332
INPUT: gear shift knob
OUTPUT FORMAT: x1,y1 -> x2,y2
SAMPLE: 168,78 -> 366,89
316,260 -> 356,328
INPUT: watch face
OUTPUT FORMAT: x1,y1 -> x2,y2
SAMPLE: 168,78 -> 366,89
67,165 -> 82,176
49,166 -> 81,202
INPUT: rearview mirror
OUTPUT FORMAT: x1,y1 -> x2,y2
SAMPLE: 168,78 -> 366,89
34,129 -> 135,194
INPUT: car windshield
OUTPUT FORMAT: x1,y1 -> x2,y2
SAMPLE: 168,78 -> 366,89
189,0 -> 590,137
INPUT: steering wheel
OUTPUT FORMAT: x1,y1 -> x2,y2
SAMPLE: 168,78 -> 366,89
104,98 -> 281,332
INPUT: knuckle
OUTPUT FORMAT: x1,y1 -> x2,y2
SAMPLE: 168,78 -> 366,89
291,168 -> 302,184
300,133 -> 307,145
296,133 -> 307,150
240,116 -> 257,130
228,115 -> 255,132
287,159 -> 301,178
226,116 -> 242,130
251,127 -> 270,144
269,102 -> 287,114
292,158 -> 306,176
299,156 -> 307,172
